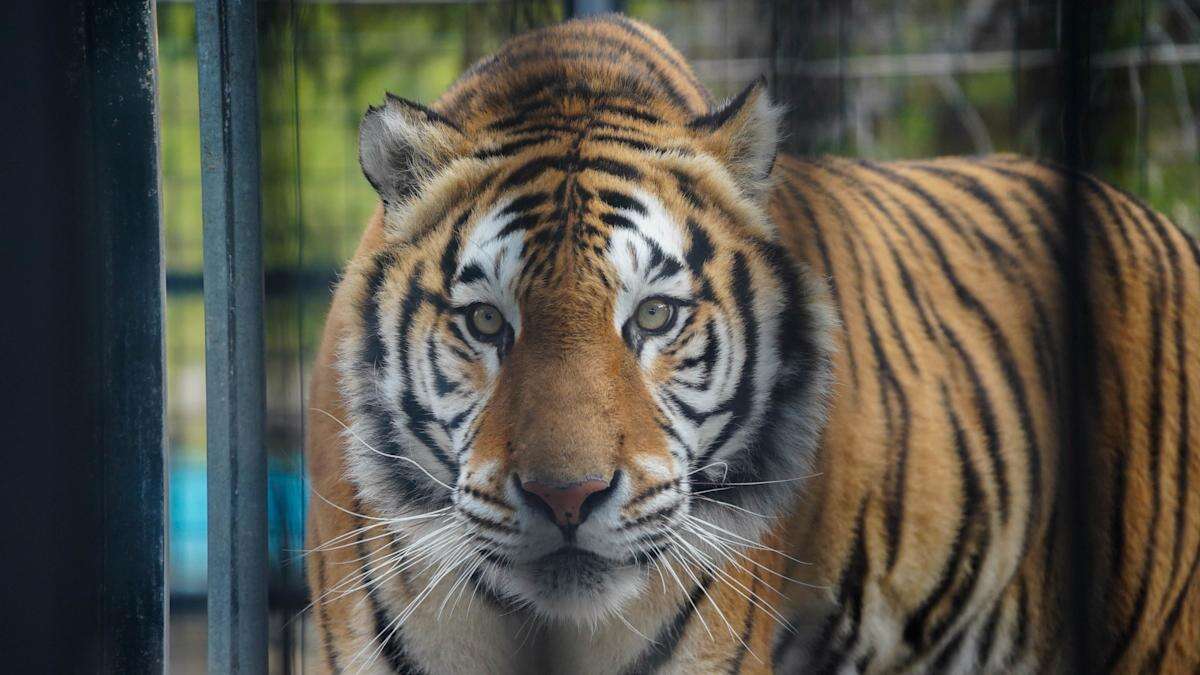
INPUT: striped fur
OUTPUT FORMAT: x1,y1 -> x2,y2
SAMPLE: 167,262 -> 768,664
305,15 -> 1200,674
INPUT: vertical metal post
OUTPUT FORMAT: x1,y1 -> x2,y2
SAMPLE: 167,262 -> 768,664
0,0 -> 166,669
568,0 -> 619,17
197,1 -> 269,672
1059,0 -> 1100,670
88,2 -> 170,668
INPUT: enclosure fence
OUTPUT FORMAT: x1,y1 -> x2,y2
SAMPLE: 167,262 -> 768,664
6,0 -> 1198,671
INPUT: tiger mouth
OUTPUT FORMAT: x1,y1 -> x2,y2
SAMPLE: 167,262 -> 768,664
529,547 -> 613,575
524,547 -> 619,594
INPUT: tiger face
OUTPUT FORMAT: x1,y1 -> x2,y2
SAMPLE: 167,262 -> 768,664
336,82 -> 833,624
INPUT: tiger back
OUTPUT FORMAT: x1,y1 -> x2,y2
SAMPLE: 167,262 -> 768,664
305,14 -> 1200,674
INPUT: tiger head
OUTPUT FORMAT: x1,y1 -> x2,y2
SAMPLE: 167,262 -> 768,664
335,17 -> 833,624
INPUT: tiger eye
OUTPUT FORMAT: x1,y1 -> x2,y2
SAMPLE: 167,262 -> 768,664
635,297 -> 673,333
470,303 -> 504,336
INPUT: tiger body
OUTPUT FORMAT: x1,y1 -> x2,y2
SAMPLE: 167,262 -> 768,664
305,15 -> 1200,674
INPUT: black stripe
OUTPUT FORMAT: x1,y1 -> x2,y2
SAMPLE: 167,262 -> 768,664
496,212 -> 541,241
455,263 -> 486,285
473,134 -> 557,160
622,574 -> 716,674
355,252 -> 445,504
1146,529 -> 1200,671
499,156 -> 558,190
901,382 -> 986,654
909,162 -> 1036,257
687,76 -> 763,130
780,179 -> 859,390
1167,265 -> 1193,605
810,498 -> 870,673
593,102 -> 665,125
601,212 -> 637,230
590,133 -> 659,153
930,630 -> 967,672
725,575 -> 759,674
360,249 -> 397,371
975,597 -> 1003,669
684,218 -> 714,273
967,221 -> 1058,399
604,15 -> 713,109
672,170 -> 704,209
459,510 -> 519,536
625,478 -> 681,510
598,189 -> 648,216
796,167 -> 912,568
939,320 -> 1010,522
438,212 -> 468,291
1128,201 -> 1194,602
357,533 -> 427,675
315,549 -> 341,673
1097,187 -> 1173,656
695,253 -> 758,468
859,161 -> 1037,536
394,265 -> 458,476
794,159 -> 936,350
581,155 -> 642,181
501,192 -> 549,217
460,484 -> 514,513
1105,250 -> 1168,671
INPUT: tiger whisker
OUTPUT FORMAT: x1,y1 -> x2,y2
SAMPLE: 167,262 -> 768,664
667,535 -> 768,662
665,546 -> 752,657
684,514 -> 813,567
312,406 -> 455,491
438,552 -> 483,620
676,526 -> 792,602
659,554 -> 715,640
285,519 -> 394,562
686,460 -> 730,480
342,523 -> 467,612
682,522 -> 830,593
688,472 -> 822,488
665,529 -> 794,633
674,489 -> 774,520
293,509 -> 450,561
351,533 -> 478,673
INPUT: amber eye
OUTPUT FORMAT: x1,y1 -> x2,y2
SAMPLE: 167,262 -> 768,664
635,297 -> 674,333
469,303 -> 505,338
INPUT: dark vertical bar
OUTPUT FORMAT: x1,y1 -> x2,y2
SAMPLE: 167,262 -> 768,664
1059,0 -> 1099,670
196,0 -> 269,673
0,0 -> 166,670
88,2 -> 170,669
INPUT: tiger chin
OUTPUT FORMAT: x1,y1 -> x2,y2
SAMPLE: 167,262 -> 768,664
306,13 -> 1200,675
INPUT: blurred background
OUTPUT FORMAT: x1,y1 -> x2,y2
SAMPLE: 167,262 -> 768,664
154,1 -> 1200,671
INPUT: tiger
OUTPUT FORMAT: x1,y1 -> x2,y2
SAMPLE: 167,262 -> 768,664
304,13 -> 1200,674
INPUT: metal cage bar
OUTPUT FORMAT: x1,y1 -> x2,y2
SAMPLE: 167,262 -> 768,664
0,0 -> 167,669
86,3 -> 170,667
197,0 -> 269,672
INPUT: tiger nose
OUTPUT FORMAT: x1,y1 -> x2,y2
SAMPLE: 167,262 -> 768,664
518,477 -> 614,527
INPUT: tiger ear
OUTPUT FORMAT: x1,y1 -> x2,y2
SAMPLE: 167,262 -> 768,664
359,93 -> 465,209
689,77 -> 781,201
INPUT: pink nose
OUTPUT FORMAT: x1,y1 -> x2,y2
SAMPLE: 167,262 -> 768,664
519,478 -> 612,527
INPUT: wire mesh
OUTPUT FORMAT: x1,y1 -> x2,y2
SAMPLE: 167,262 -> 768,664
156,0 -> 1200,670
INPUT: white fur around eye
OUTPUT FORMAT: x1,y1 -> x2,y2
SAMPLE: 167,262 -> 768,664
607,191 -> 692,334
451,199 -> 526,337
